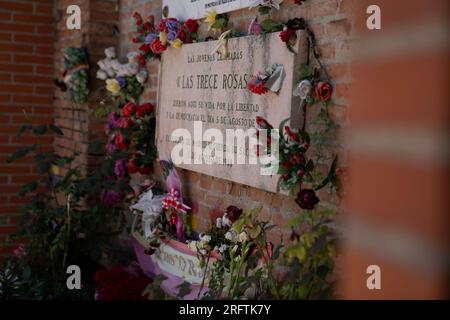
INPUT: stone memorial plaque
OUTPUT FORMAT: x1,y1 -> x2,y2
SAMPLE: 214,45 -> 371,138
156,31 -> 308,193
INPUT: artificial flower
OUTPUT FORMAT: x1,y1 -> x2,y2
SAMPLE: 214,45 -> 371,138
225,205 -> 243,223
104,47 -> 116,59
315,81 -> 333,101
238,231 -> 249,243
144,33 -> 158,44
171,38 -> 183,49
248,17 -> 263,36
185,19 -> 199,33
295,189 -> 319,210
212,30 -> 231,58
118,117 -> 134,129
136,103 -> 154,118
293,79 -> 312,100
136,70 -> 148,84
247,74 -> 269,95
256,116 -> 273,129
114,159 -> 127,181
100,190 -> 123,206
127,158 -> 139,174
122,102 -> 137,117
150,38 -> 167,54
96,70 -> 107,80
279,28 -> 295,43
106,79 -> 121,94
115,132 -> 128,150
204,9 -> 217,30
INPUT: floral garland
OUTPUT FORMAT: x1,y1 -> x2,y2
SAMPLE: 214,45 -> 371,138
54,47 -> 89,104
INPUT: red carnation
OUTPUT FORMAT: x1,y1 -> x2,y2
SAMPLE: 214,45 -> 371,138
285,125 -> 300,142
150,38 -> 167,55
315,81 -> 333,101
122,102 -> 137,117
280,28 -> 295,43
127,159 -> 139,174
136,103 -> 154,118
139,44 -> 150,54
256,116 -> 273,130
185,19 -> 199,33
144,22 -> 153,32
115,132 -> 128,150
133,12 -> 142,21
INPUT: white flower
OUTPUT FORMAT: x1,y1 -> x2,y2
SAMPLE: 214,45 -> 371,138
293,79 -> 313,100
104,47 -> 116,59
199,249 -> 207,255
225,230 -> 236,241
222,215 -> 232,227
96,70 -> 107,80
219,244 -> 229,253
199,233 -> 211,243
216,217 -> 223,229
238,231 -> 249,243
106,68 -> 115,78
97,59 -> 107,70
187,241 -> 198,251
136,70 -> 148,84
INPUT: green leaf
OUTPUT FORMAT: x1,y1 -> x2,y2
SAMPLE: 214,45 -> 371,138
49,124 -> 63,136
19,181 -> 38,196
7,145 -> 36,163
260,19 -> 283,33
33,124 -> 48,135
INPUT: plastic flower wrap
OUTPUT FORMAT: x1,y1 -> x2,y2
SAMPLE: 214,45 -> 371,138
247,64 -> 286,95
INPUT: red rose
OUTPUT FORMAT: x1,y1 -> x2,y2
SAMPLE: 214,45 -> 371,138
139,44 -> 150,54
315,82 -> 333,101
185,19 -> 199,33
281,161 -> 293,169
127,159 -> 139,174
297,169 -> 305,177
137,54 -> 146,67
136,103 -> 154,118
122,102 -> 137,117
115,133 -> 128,150
118,117 -> 134,129
150,38 -> 167,55
280,28 -> 295,43
295,189 -> 320,210
139,165 -> 153,175
132,37 -> 139,43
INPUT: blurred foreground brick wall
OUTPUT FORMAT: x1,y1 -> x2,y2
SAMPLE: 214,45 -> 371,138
338,0 -> 450,299
0,0 -> 55,258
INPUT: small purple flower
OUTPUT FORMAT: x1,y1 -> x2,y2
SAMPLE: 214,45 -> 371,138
145,33 -> 158,44
167,30 -> 178,42
114,159 -> 127,181
166,19 -> 180,33
100,190 -> 122,206
116,77 -> 126,88
107,112 -> 121,131
106,141 -> 117,155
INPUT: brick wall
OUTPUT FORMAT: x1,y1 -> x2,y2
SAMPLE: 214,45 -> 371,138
118,0 -> 351,244
0,0 -> 55,258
